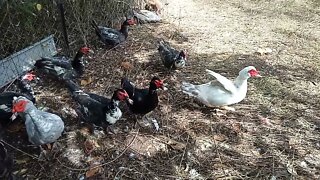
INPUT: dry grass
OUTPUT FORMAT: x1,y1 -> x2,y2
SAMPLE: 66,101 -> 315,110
2,0 -> 320,179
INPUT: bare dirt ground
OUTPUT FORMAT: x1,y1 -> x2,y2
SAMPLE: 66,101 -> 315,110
2,0 -> 320,179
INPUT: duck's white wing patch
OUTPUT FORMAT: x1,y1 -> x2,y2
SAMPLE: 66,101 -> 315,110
0,104 -> 10,112
106,107 -> 122,124
206,69 -> 237,94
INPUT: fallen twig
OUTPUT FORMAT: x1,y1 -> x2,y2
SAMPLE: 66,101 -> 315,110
1,140 -> 40,160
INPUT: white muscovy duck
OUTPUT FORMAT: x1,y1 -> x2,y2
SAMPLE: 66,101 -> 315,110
133,9 -> 161,24
11,96 -> 64,159
181,66 -> 261,111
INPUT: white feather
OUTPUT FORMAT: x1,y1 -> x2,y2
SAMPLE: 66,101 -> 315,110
106,107 -> 122,124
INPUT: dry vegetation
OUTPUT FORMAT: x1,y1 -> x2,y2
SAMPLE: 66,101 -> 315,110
2,0 -> 320,179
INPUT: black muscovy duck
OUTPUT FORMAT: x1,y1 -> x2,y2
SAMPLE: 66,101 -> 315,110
158,40 -> 187,69
121,77 -> 165,130
91,18 -> 135,48
34,46 -> 94,80
0,73 -> 36,127
65,79 -> 133,133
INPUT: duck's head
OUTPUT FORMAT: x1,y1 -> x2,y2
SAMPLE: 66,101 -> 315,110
10,96 -> 34,120
75,46 -> 95,64
78,46 -> 94,56
21,72 -> 36,82
239,66 -> 262,79
113,89 -> 133,104
12,96 -> 33,113
150,77 -> 165,91
174,50 -> 187,68
122,17 -> 136,26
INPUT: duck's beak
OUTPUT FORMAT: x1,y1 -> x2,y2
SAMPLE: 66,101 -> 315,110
127,98 -> 134,105
88,50 -> 95,60
89,49 -> 95,54
161,82 -> 168,91
158,85 -> 168,91
10,112 -> 18,121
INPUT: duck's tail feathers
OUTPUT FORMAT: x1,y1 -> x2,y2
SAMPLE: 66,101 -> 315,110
181,81 -> 198,97
121,78 -> 135,97
91,19 -> 102,38
91,20 -> 99,31
64,79 -> 80,94
157,39 -> 170,51
34,57 -> 51,69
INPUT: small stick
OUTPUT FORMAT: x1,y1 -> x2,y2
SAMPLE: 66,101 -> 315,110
3,76 -> 19,92
179,134 -> 189,168
1,140 -> 40,160
101,43 -> 122,59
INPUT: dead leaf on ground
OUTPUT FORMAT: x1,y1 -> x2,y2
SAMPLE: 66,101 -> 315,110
81,77 -> 93,86
213,134 -> 226,142
85,167 -> 102,178
232,122 -> 242,133
126,135 -> 167,157
87,157 -> 103,164
251,149 -> 262,157
79,126 -> 91,136
15,157 -> 31,164
19,168 -> 28,174
167,139 -> 186,150
84,139 -> 97,154
121,61 -> 134,71
286,161 -> 297,175
258,115 -> 272,126
256,47 -> 272,55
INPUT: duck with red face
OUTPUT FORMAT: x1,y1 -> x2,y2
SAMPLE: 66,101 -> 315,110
34,46 -> 94,80
91,18 -> 136,48
121,77 -> 165,130
181,66 -> 262,112
11,96 -> 65,159
121,77 -> 164,115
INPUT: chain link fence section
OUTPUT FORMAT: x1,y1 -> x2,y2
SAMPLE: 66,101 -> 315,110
0,0 -> 145,59
0,0 -> 145,91
0,35 -> 57,89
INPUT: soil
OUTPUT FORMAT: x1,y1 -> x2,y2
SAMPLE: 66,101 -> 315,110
2,0 -> 320,179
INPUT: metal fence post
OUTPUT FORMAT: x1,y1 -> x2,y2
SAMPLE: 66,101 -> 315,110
58,2 -> 70,56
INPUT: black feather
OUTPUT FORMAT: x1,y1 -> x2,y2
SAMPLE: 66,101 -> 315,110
121,77 -> 161,115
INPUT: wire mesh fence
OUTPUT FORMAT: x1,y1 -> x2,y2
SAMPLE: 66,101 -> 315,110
0,0 -> 145,91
